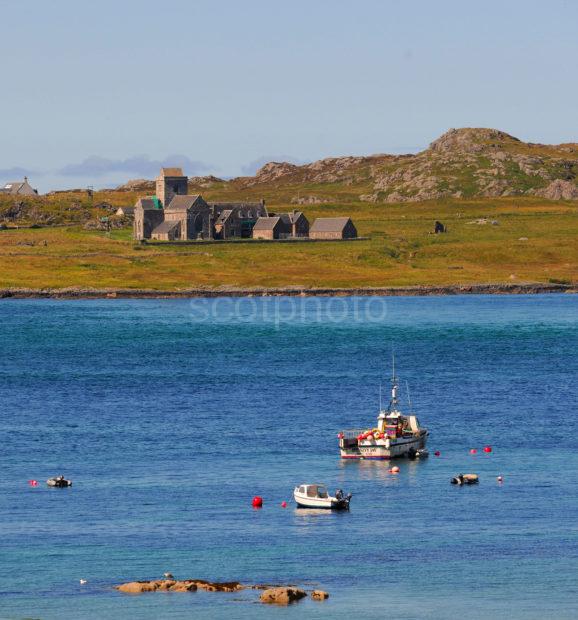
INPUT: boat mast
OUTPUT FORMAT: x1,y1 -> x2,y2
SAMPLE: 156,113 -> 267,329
390,350 -> 399,411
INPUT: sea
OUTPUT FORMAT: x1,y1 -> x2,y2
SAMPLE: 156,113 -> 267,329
1,294 -> 577,619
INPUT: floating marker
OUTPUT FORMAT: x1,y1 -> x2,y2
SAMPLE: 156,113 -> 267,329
281,501 -> 287,508
434,451 -> 441,457
483,446 -> 492,453
390,466 -> 400,473
252,496 -> 263,508
497,475 -> 503,483
470,449 -> 477,454
28,480 -> 38,487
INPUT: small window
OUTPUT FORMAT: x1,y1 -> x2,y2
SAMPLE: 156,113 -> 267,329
299,486 -> 305,493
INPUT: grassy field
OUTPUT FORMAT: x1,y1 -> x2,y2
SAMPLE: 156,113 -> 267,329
1,196 -> 576,290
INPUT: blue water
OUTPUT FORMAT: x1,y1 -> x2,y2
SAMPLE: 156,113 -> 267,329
1,295 -> 577,619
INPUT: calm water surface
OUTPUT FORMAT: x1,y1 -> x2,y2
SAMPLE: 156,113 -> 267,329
1,295 -> 577,619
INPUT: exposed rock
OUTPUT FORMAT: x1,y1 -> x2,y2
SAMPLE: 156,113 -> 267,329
254,162 -> 299,182
115,179 -> 155,192
429,127 -> 521,153
535,179 -> 578,200
311,590 -> 330,600
260,587 -> 307,605
290,195 -> 328,205
188,175 -> 224,188
116,579 -> 250,595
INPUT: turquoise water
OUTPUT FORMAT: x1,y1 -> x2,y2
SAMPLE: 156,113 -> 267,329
1,294 -> 577,619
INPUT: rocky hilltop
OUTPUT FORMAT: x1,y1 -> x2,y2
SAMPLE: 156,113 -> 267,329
233,128 -> 578,203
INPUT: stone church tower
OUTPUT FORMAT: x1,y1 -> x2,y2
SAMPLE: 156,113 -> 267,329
155,167 -> 188,207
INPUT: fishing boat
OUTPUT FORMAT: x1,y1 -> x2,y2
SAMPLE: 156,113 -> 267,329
293,484 -> 352,510
337,366 -> 428,460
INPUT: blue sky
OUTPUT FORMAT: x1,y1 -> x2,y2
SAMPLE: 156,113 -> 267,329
1,0 -> 577,191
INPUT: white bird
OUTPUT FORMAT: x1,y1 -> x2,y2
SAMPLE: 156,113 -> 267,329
163,572 -> 174,579
80,579 -> 87,585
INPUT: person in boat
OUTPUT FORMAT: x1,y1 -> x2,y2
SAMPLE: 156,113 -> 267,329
335,489 -> 343,501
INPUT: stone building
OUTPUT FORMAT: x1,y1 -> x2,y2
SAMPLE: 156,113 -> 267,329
0,176 -> 38,196
309,217 -> 357,240
252,211 -> 309,240
155,168 -> 188,208
252,216 -> 290,240
134,168 -> 267,241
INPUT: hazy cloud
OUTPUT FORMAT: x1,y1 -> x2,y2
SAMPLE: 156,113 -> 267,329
240,155 -> 306,176
58,155 -> 213,178
0,166 -> 37,182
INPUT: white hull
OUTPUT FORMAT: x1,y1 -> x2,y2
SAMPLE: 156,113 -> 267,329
340,432 -> 427,460
293,489 -> 350,510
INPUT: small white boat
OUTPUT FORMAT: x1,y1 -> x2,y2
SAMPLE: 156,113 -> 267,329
293,484 -> 351,510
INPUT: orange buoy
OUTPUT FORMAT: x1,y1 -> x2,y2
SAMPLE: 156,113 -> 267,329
483,446 -> 492,453
281,501 -> 287,508
252,496 -> 263,508
390,466 -> 400,473
470,449 -> 477,454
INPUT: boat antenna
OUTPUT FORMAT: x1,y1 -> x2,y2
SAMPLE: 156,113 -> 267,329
406,380 -> 413,412
379,382 -> 383,412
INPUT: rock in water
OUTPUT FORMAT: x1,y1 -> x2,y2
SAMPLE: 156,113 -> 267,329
116,581 -> 160,594
311,590 -> 330,600
260,587 -> 307,605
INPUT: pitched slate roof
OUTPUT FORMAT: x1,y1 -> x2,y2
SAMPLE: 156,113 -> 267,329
288,211 -> 304,224
165,195 -> 203,211
160,167 -> 185,177
252,216 -> 281,231
1,180 -> 36,195
215,209 -> 233,225
134,198 -> 157,210
116,206 -> 135,215
152,220 -> 180,234
310,217 -> 352,232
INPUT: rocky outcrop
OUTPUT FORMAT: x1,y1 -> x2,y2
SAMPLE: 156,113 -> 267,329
230,128 -> 578,202
115,179 -> 155,192
116,579 -> 246,594
116,579 -> 319,605
535,179 -> 578,200
259,587 -> 307,605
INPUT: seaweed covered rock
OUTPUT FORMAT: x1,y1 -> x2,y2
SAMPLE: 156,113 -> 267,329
259,587 -> 307,605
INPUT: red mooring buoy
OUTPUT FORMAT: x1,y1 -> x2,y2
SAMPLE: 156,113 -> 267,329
484,446 -> 492,453
281,501 -> 287,508
470,448 -> 477,454
252,496 -> 263,508
28,480 -> 38,487
434,451 -> 441,457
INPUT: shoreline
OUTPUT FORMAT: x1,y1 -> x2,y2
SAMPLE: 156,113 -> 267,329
0,282 -> 575,299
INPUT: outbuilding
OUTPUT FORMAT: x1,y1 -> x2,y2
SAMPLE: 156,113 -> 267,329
252,216 -> 288,240
309,217 -> 357,240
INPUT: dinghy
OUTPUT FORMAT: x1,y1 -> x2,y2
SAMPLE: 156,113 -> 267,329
293,484 -> 351,510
